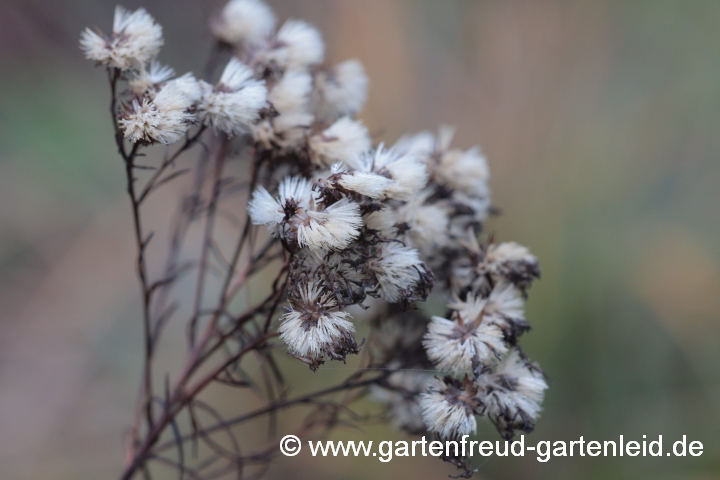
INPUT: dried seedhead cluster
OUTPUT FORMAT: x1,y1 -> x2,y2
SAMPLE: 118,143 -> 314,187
82,1 -> 548,478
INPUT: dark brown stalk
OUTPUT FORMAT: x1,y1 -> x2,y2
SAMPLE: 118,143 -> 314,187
109,69 -> 156,433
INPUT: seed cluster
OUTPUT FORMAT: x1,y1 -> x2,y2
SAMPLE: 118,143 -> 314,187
81,0 -> 549,463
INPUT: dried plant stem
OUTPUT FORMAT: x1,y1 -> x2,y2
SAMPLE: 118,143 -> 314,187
189,134 -> 230,347
110,68 -> 156,433
109,78 -> 287,476
121,330 -> 276,480
153,371 -> 389,456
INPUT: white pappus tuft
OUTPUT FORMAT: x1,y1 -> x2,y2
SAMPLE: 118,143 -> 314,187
211,0 -> 277,46
251,19 -> 324,72
392,130 -> 436,158
295,198 -> 363,251
312,59 -> 368,122
309,117 -> 371,168
366,191 -> 450,259
274,20 -> 325,69
252,69 -> 313,150
348,145 -> 428,200
449,281 -> 529,341
119,77 -> 198,144
321,163 -> 393,199
248,186 -> 285,227
197,59 -> 268,135
435,146 -> 490,199
368,243 -> 432,303
80,6 -> 163,71
278,282 -> 360,368
129,61 -> 175,96
423,314 -> 506,375
482,242 -> 540,288
420,377 -> 481,438
249,175 -> 362,251
249,175 -> 313,230
476,349 -> 548,439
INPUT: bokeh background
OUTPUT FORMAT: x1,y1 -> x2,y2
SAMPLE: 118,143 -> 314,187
1,0 -> 719,479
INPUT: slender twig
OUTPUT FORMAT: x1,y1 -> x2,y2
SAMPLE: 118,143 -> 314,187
121,330 -> 276,480
152,373 -> 389,455
108,67 -> 157,444
138,126 -> 207,204
188,133 -> 229,347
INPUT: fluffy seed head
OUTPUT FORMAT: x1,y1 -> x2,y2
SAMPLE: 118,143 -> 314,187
423,314 -> 506,374
309,117 -> 371,167
274,20 -> 325,69
367,191 -> 450,259
119,78 -> 196,144
349,146 -> 428,200
278,282 -> 359,366
477,349 -> 547,439
249,176 -> 362,251
129,61 -> 175,96
312,59 -> 368,122
249,175 -> 313,230
212,0 -> 276,46
435,146 -> 490,199
198,59 -> 268,135
252,69 -> 313,150
420,377 -> 480,438
295,198 -> 363,251
449,281 -> 529,341
80,6 -> 163,71
368,243 -> 432,303
327,164 -> 393,199
251,19 -> 324,72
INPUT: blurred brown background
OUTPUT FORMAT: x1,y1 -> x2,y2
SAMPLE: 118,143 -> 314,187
1,0 -> 719,479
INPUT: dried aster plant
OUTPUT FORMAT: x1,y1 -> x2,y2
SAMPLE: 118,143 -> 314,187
81,2 -> 547,478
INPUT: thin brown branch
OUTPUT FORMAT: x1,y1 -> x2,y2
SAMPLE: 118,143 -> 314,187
152,372 -> 389,456
189,133 -> 229,347
138,126 -> 207,204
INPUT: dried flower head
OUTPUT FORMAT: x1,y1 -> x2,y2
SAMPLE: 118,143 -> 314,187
323,163 -> 394,199
250,19 -> 325,74
198,59 -> 268,135
80,6 -> 163,71
367,242 -> 433,303
119,76 -> 199,144
211,0 -> 276,46
312,59 -> 369,122
477,241 -> 540,292
278,282 -> 361,369
252,69 -> 313,150
450,281 -> 530,343
421,377 -> 481,438
423,314 -> 506,375
346,146 -> 429,201
367,191 -> 450,259
249,175 -> 363,251
477,349 -> 548,439
309,117 -> 371,167
128,60 -> 175,96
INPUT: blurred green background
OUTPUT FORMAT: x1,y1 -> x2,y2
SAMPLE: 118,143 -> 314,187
1,0 -> 719,479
